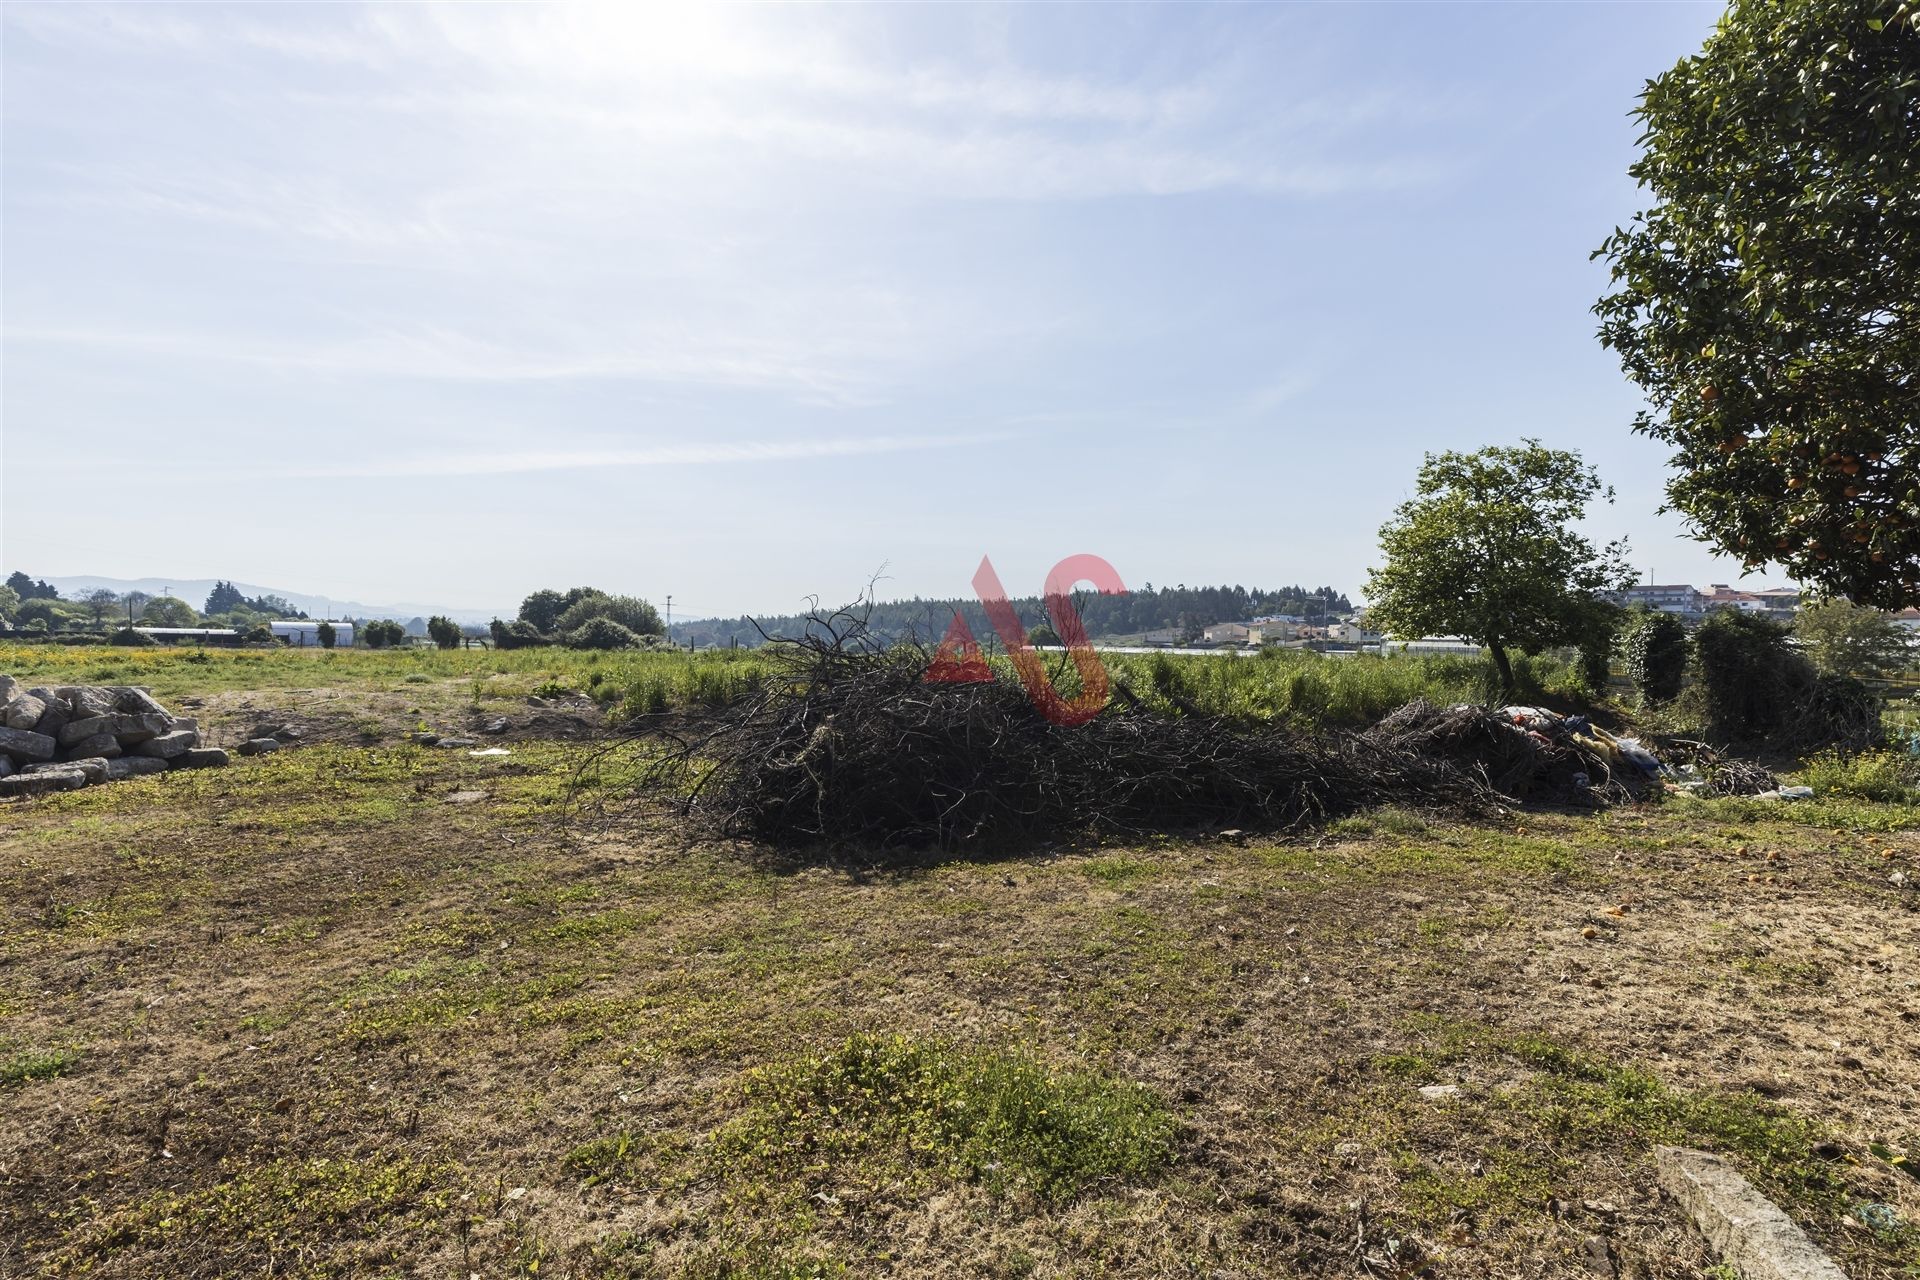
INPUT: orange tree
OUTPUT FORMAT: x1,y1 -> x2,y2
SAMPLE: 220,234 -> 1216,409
1595,0 -> 1920,607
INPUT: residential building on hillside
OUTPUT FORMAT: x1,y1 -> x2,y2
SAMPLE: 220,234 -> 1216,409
1202,622 -> 1253,646
1701,585 -> 1765,613
1603,584 -> 1705,615
1326,620 -> 1383,645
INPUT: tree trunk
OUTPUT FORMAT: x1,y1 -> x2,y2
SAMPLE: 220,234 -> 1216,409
1487,641 -> 1515,698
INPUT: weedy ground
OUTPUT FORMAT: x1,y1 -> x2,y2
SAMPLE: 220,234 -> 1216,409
1,653 -> 1918,1278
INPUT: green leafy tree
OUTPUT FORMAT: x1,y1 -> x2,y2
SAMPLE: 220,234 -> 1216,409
1028,623 -> 1061,647
205,580 -> 245,615
1595,0 -> 1920,608
317,620 -> 337,649
140,596 -> 197,627
1623,610 -> 1690,704
1796,598 -> 1913,678
5,571 -> 58,601
1364,441 -> 1636,693
17,600 -> 59,631
427,615 -> 462,650
83,588 -> 120,627
0,583 -> 18,624
518,589 -> 568,634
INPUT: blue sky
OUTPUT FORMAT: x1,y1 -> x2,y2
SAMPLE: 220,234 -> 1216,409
2,1 -> 1742,618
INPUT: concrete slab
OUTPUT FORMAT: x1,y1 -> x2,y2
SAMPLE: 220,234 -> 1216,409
1655,1145 -> 1848,1280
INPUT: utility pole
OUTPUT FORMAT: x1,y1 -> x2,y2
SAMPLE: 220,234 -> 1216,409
665,595 -> 673,648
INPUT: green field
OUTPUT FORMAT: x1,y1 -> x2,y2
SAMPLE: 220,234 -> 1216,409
3,646 -> 1918,1278
0,640 -> 1589,729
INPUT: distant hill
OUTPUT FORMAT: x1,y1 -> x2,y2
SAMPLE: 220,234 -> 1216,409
37,576 -> 504,627
668,584 -> 1354,648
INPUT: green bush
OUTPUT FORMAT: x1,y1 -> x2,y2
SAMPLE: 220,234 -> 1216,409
1624,611 -> 1689,704
489,619 -> 547,650
565,618 -> 642,651
1799,749 -> 1919,803
107,627 -> 156,647
553,591 -> 664,638
619,675 -> 672,718
1694,611 -> 1809,741
361,620 -> 406,649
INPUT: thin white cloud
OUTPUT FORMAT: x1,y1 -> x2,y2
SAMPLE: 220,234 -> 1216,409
259,431 -> 1006,480
3,323 -> 888,405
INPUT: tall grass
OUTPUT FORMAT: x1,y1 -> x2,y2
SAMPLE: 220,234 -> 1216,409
0,640 -> 1575,728
1103,648 -> 1581,728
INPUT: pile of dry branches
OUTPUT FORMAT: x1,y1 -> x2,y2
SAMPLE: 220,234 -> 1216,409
640,611 -> 1510,852
1704,758 -> 1781,797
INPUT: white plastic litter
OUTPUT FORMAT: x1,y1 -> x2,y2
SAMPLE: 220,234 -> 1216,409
468,747 -> 511,757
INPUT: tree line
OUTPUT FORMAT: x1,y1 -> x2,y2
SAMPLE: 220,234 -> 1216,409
669,583 -> 1355,650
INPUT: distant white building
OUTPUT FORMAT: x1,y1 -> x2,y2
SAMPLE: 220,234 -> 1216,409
1384,636 -> 1487,656
270,620 -> 354,647
1202,622 -> 1254,646
1325,620 -> 1383,645
1248,620 -> 1296,644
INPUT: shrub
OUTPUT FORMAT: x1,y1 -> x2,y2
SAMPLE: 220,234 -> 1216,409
1694,611 -> 1809,741
489,618 -> 547,650
317,620 -> 336,649
427,615 -> 461,650
242,623 -> 276,645
1694,611 -> 1880,751
361,620 -> 407,649
108,627 -> 156,647
1624,611 -> 1689,704
565,618 -> 642,650
619,675 -> 672,718
554,592 -> 664,638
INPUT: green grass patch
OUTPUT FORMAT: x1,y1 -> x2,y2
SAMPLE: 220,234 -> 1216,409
1,1047 -> 80,1086
712,1033 -> 1174,1200
55,1155 -> 455,1276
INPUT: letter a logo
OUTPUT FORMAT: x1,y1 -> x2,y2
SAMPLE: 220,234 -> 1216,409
924,611 -> 992,683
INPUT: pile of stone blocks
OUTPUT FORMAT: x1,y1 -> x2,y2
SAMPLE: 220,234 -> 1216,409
0,676 -> 230,798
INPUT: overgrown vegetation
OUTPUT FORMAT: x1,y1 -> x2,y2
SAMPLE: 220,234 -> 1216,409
1623,609 -> 1689,705
1693,610 -> 1881,751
